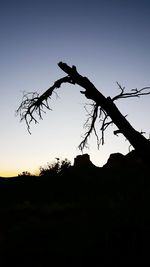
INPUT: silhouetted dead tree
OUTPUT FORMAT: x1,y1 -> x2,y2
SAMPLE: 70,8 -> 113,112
17,62 -> 150,164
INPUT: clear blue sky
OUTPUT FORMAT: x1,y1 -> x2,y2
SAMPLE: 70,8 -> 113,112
0,0 -> 150,176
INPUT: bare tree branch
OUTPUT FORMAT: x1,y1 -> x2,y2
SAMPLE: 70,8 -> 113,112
112,82 -> 150,101
16,76 -> 73,133
17,62 -> 150,164
79,103 -> 99,151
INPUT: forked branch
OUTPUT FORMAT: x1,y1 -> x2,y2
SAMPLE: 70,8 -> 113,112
112,82 -> 150,101
79,103 -> 99,151
16,76 -> 73,133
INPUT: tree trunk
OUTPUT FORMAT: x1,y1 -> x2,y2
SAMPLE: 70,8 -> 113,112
104,97 -> 150,164
58,62 -> 150,164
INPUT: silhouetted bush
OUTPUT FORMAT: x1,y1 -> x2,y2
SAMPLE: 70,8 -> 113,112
39,158 -> 71,176
18,171 -> 32,177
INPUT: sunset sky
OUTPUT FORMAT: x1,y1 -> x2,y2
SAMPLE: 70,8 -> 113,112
0,0 -> 150,177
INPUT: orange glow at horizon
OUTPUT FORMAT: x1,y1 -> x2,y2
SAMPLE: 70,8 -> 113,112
0,168 -> 39,178
0,170 -> 19,178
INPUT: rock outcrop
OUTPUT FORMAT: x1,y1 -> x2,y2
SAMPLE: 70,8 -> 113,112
103,150 -> 145,169
73,154 -> 97,169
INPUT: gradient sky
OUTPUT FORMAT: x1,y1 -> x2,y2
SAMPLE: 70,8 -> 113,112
0,0 -> 150,177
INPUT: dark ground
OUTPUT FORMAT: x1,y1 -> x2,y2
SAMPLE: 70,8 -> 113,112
0,157 -> 150,266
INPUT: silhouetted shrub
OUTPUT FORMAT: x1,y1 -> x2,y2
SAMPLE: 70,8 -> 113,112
59,158 -> 71,173
39,158 -> 71,176
18,171 -> 32,177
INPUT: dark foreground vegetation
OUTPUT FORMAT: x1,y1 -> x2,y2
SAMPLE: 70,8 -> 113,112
0,153 -> 150,266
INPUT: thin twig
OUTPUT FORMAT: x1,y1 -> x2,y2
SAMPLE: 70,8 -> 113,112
112,82 -> 150,101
